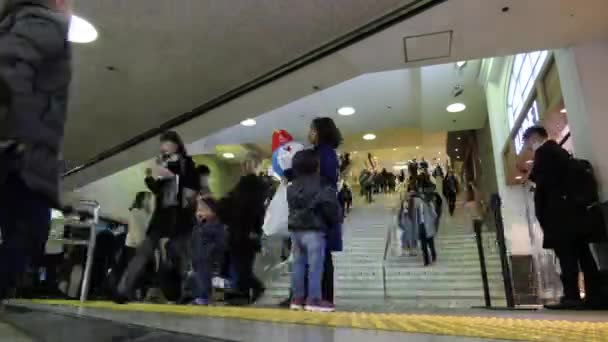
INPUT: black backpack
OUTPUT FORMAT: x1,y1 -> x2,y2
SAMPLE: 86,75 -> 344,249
565,158 -> 599,208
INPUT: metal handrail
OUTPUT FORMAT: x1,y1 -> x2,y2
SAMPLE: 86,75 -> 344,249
491,194 -> 516,308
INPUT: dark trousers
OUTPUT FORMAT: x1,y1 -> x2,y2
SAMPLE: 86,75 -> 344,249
419,224 -> 436,266
446,193 -> 456,215
231,250 -> 263,297
321,251 -> 334,303
554,241 -> 601,301
365,188 -> 373,203
0,173 -> 51,300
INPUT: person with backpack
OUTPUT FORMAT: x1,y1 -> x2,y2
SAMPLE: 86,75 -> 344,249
524,125 -> 605,310
0,0 -> 72,302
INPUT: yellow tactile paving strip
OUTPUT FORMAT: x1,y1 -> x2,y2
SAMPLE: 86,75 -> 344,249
25,300 -> 608,342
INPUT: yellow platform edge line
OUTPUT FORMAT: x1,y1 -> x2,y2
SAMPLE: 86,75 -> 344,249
21,299 -> 608,342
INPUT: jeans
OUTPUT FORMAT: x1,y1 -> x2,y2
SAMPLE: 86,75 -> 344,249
0,173 -> 51,300
291,231 -> 326,301
191,225 -> 225,300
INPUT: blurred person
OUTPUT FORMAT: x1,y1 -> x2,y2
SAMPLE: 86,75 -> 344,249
360,168 -> 374,203
288,149 -> 341,312
115,131 -> 199,303
0,0 -> 72,301
409,186 -> 439,266
443,170 -> 459,216
196,164 -> 212,199
338,183 -> 353,216
308,117 -> 343,305
524,125 -> 604,309
397,196 -> 417,256
191,197 -> 226,305
217,174 -> 268,305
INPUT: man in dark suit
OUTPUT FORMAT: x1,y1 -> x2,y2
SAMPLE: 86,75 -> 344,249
524,125 -> 601,309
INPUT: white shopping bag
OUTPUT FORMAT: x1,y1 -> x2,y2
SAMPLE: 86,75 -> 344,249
262,183 -> 289,237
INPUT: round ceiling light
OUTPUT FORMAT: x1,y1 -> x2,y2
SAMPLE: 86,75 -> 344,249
337,106 -> 356,116
69,15 -> 98,44
560,108 -> 567,113
222,152 -> 235,159
456,61 -> 467,68
363,134 -> 376,141
447,103 -> 466,113
240,118 -> 257,127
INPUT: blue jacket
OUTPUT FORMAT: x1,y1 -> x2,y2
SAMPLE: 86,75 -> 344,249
315,144 -> 343,251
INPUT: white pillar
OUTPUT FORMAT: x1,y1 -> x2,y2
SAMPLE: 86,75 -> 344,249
555,38 -> 608,269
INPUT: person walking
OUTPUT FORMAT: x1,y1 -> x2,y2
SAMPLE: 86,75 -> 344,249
0,0 -> 72,301
443,170 -> 459,216
409,187 -> 439,266
523,125 -> 604,309
115,131 -> 199,303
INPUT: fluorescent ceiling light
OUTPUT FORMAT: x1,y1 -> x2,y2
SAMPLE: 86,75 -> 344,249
447,103 -> 466,113
69,15 -> 98,44
240,118 -> 257,127
456,61 -> 467,68
337,106 -> 356,116
363,134 -> 376,141
222,152 -> 235,159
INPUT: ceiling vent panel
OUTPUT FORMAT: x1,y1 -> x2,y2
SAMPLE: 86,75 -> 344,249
403,30 -> 452,63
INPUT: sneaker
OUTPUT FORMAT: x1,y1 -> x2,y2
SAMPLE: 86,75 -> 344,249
290,297 -> 305,311
192,298 -> 209,306
544,298 -> 584,310
305,300 -> 335,313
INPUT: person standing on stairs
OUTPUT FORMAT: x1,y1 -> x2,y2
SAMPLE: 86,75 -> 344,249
409,186 -> 439,266
309,117 -> 343,305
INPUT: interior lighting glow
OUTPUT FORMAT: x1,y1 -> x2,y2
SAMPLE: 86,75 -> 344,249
447,103 -> 466,113
337,107 -> 356,116
69,15 -> 98,44
240,118 -> 257,127
363,134 -> 376,141
222,153 -> 235,159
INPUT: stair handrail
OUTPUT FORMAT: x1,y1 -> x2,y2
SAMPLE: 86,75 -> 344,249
490,193 -> 516,308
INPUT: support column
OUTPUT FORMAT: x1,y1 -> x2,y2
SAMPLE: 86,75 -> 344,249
555,38 -> 608,270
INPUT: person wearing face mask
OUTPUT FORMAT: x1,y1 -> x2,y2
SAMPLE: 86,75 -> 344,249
524,125 -> 603,310
0,0 -> 72,302
115,131 -> 199,303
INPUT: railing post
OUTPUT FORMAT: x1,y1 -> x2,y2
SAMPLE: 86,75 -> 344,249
491,194 -> 516,308
474,219 -> 492,308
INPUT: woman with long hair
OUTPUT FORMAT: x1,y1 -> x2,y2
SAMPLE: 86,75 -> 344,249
308,117 -> 343,307
115,131 -> 199,303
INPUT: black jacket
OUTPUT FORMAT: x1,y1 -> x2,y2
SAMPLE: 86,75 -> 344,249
529,140 -> 577,248
0,0 -> 71,206
287,175 -> 341,232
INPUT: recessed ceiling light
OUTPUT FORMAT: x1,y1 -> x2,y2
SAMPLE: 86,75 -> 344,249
69,15 -> 98,44
447,103 -> 466,113
352,151 -> 358,154
560,108 -> 567,113
337,106 -> 356,116
415,146 -> 420,150
455,148 -> 459,152
240,118 -> 257,127
438,152 -> 441,155
363,134 -> 376,141
515,175 -> 523,180
526,160 -> 534,164
456,61 -> 467,68
456,156 -> 461,159
457,136 -> 461,140
222,153 -> 235,159
393,148 -> 397,151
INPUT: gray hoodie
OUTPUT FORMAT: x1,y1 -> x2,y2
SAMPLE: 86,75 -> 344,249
287,174 -> 341,232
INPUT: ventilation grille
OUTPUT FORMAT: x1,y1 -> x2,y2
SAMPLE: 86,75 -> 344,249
404,30 -> 452,63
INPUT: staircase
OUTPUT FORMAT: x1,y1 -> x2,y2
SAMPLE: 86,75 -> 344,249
261,194 -> 507,309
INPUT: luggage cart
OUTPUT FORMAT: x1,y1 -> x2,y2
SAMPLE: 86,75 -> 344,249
61,200 -> 100,302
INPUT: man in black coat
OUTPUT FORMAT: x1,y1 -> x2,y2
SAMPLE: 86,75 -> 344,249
524,125 -> 602,309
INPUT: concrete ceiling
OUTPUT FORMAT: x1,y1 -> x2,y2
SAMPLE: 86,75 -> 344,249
65,0 -> 418,167
65,0 -> 608,190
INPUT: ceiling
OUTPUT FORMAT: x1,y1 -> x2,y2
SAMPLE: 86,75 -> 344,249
64,0 -> 419,167
64,0 -> 608,190
198,61 -> 485,157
